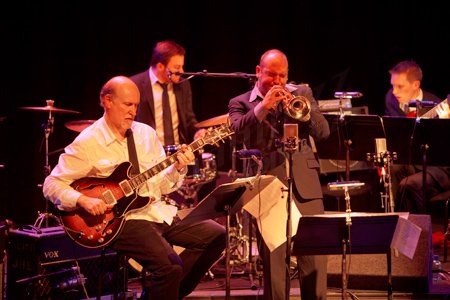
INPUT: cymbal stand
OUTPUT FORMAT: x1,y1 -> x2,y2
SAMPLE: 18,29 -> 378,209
327,181 -> 364,300
35,108 -> 60,228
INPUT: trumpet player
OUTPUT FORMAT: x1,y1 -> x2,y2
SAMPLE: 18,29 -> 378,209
228,49 -> 329,300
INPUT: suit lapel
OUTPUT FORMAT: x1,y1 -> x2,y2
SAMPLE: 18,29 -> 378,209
142,71 -> 156,127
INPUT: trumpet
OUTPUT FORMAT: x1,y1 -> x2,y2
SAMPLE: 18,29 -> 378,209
278,88 -> 311,121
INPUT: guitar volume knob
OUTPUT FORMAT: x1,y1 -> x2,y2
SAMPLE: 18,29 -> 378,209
87,235 -> 93,241
106,229 -> 112,235
98,237 -> 104,244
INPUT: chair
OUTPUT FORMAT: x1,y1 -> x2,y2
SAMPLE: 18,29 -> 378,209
428,189 -> 450,262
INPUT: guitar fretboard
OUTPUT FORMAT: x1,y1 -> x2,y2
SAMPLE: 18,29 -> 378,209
421,99 -> 448,119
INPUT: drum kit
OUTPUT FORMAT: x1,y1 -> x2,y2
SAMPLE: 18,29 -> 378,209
163,114 -> 229,203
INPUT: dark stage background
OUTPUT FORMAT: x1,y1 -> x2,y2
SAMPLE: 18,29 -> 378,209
1,2 -> 449,225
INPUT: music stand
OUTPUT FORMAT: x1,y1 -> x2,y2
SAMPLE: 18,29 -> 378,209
382,117 -> 450,213
293,213 -> 399,300
178,175 -> 277,300
315,114 -> 385,180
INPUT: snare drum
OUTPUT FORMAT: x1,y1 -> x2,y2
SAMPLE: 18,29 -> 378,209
201,152 -> 217,181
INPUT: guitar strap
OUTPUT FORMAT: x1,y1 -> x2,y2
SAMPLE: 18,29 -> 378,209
126,129 -> 140,176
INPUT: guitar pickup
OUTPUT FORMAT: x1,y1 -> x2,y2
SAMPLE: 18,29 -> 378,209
119,180 -> 134,197
102,190 -> 117,205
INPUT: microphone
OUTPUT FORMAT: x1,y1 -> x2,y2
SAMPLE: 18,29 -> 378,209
374,138 -> 388,166
334,91 -> 363,98
166,68 -> 173,81
235,149 -> 261,159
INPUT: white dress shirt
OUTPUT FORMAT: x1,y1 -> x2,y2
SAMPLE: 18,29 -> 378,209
149,67 -> 180,146
400,89 -> 423,113
43,116 -> 184,224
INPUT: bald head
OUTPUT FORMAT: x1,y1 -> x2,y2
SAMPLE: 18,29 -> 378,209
259,49 -> 289,69
99,76 -> 139,109
256,49 -> 289,96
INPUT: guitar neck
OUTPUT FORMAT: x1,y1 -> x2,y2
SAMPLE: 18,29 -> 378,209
421,99 -> 448,119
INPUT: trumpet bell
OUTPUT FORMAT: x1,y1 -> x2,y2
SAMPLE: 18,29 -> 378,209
286,95 -> 311,121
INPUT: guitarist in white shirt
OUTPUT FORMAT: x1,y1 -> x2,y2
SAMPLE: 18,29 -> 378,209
43,76 -> 226,300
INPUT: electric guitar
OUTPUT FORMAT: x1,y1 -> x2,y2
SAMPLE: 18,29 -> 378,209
406,99 -> 448,119
59,123 -> 234,248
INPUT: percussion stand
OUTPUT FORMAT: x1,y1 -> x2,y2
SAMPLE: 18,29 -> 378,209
237,152 -> 262,290
35,110 -> 60,228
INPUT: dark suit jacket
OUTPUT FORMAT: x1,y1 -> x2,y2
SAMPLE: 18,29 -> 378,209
228,85 -> 330,201
130,69 -> 199,144
384,88 -> 441,116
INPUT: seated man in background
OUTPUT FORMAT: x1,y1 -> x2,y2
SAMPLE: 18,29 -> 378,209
385,61 -> 450,213
385,60 -> 441,117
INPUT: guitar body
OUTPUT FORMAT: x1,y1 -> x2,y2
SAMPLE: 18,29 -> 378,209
60,162 -> 152,248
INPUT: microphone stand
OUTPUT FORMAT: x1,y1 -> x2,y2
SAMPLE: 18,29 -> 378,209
172,70 -> 256,79
275,136 -> 297,300
170,69 -> 257,88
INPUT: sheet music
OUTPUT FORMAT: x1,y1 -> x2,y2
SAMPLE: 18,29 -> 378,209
390,216 -> 422,259
242,176 -> 302,252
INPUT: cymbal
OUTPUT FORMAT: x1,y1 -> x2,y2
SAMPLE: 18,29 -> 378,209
65,120 -> 96,132
19,99 -> 80,114
195,113 -> 229,128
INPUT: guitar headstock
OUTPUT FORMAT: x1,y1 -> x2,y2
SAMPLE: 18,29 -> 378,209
202,123 -> 234,146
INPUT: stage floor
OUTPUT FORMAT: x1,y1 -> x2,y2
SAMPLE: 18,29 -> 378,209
128,274 -> 450,300
125,217 -> 450,299
126,252 -> 450,300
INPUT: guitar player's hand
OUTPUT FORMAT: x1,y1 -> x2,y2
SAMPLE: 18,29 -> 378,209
77,195 -> 114,216
174,144 -> 195,172
437,102 -> 450,119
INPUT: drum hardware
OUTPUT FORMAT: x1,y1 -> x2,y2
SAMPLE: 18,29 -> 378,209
164,145 -> 218,208
19,100 -> 80,228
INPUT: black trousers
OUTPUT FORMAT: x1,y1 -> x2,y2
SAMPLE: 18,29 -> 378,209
391,164 -> 440,213
112,218 -> 226,300
258,198 -> 328,300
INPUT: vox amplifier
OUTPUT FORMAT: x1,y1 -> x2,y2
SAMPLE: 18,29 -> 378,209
7,226 -> 121,299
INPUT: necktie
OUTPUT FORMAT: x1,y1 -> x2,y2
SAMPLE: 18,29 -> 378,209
126,129 -> 140,176
158,82 -> 175,146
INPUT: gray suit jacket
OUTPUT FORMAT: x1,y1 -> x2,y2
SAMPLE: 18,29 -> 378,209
228,85 -> 330,201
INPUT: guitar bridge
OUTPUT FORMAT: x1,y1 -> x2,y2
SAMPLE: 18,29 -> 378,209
119,180 -> 133,197
102,190 -> 117,205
